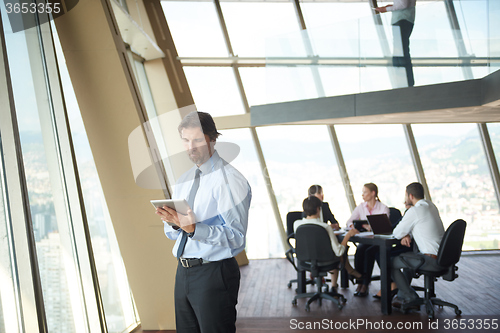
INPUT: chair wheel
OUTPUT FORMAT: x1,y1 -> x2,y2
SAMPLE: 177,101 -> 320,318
305,305 -> 310,312
338,304 -> 343,310
455,309 -> 462,316
292,299 -> 297,306
287,282 -> 292,288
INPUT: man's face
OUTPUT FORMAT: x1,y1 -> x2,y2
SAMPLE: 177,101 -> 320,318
404,191 -> 411,205
181,127 -> 214,166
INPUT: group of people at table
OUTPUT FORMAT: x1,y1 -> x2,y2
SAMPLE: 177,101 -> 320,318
293,182 -> 445,310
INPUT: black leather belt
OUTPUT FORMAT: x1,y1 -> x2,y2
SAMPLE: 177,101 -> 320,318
179,258 -> 212,268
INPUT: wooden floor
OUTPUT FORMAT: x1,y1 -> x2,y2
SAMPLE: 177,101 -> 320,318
141,251 -> 500,333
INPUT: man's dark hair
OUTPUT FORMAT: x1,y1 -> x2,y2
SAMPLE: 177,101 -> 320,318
178,111 -> 221,141
302,196 -> 322,217
308,184 -> 322,197
406,182 -> 424,200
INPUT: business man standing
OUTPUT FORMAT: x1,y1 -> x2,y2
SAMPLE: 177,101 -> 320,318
156,111 -> 252,333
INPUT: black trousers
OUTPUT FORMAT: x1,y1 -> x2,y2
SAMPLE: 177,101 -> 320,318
175,257 -> 240,333
354,243 -> 382,286
393,19 -> 415,87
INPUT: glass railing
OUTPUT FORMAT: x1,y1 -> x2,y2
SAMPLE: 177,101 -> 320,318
265,0 -> 499,100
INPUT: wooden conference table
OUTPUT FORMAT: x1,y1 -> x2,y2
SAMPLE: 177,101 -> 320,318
296,232 -> 399,315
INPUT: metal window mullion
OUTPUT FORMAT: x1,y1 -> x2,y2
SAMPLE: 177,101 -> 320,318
0,12 -> 46,333
213,0 -> 288,249
444,0 -> 474,80
294,0 -> 355,213
403,124 -> 431,201
292,0 -> 325,97
478,123 -> 500,209
328,126 -> 356,212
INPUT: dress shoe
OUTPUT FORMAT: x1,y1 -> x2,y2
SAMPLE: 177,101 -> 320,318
354,285 -> 369,297
392,296 -> 420,311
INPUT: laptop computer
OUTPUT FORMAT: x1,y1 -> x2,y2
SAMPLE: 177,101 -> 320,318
366,214 -> 393,237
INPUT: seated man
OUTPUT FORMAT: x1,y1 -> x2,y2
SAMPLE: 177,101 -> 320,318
391,182 -> 445,309
294,196 -> 359,290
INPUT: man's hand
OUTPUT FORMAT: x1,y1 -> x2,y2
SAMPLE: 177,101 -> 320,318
375,5 -> 392,13
156,206 -> 196,233
330,222 -> 340,231
401,235 -> 412,247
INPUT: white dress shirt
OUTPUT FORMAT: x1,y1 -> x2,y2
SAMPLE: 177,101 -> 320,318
388,0 -> 417,24
164,150 -> 252,261
294,217 -> 346,257
392,199 -> 444,255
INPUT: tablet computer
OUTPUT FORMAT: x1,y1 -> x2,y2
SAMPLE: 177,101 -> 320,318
151,199 -> 190,226
354,220 -> 369,232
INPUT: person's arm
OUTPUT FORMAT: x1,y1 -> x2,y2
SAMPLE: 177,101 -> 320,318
375,5 -> 392,13
387,0 -> 413,11
392,207 -> 417,239
324,224 -> 356,257
346,205 -> 361,228
190,170 -> 251,250
323,202 -> 340,230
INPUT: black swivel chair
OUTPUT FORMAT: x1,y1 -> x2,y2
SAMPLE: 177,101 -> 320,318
401,219 -> 467,319
292,224 -> 346,311
285,211 -> 314,290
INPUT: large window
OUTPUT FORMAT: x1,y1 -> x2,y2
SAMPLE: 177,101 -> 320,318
217,129 -> 280,258
160,0 -> 500,256
54,28 -> 139,333
413,124 -> 500,250
3,15 -> 85,333
336,124 -> 418,214
0,138 -> 20,333
257,125 -> 351,225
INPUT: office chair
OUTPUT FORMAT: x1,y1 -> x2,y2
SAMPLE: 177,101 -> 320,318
401,219 -> 467,319
292,224 -> 345,311
285,211 -> 315,290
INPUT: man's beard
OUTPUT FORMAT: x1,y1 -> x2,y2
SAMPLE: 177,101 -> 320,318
188,148 -> 209,165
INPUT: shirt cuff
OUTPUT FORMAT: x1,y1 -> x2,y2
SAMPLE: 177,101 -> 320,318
190,223 -> 208,241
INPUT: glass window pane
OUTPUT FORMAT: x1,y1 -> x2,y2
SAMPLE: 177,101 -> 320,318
412,123 -> 500,250
488,123 -> 500,167
239,67 -> 320,106
0,139 -> 20,333
184,67 -> 245,116
217,129 -> 280,259
300,2 -> 373,30
220,2 -> 303,57
2,11 -> 86,332
53,27 -> 139,333
256,125 -> 351,226
336,124 -> 418,215
161,1 -> 228,57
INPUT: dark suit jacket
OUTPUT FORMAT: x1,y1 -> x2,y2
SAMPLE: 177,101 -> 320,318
302,202 -> 339,225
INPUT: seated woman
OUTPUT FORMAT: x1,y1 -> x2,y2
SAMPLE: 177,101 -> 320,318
346,183 -> 390,297
304,185 -> 339,230
295,196 -> 359,292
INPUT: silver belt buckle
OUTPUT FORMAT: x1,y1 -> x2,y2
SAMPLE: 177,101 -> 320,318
180,258 -> 189,268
